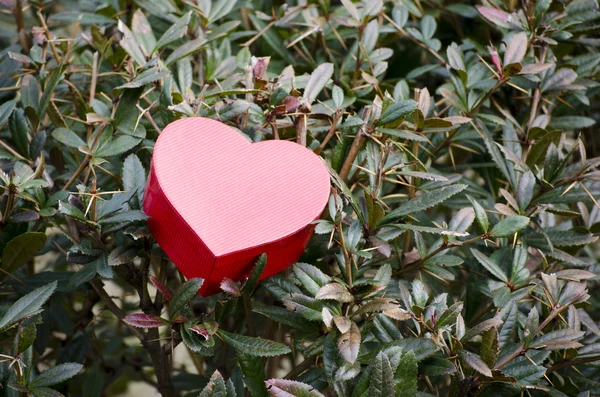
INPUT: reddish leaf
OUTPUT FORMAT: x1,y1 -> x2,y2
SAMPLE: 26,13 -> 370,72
150,276 -> 173,301
220,278 -> 242,296
189,325 -> 211,340
478,6 -> 512,29
284,96 -> 301,112
122,313 -> 167,328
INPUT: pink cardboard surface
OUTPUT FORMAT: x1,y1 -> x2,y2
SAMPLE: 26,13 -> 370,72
143,117 -> 330,295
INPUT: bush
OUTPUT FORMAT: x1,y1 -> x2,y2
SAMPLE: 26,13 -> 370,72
1,0 -> 600,396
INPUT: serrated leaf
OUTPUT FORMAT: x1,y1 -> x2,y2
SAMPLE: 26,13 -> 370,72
491,215 -> 529,237
436,301 -> 463,328
150,276 -> 173,301
481,327 -> 499,367
462,318 -> 503,342
383,185 -> 467,223
394,351 -> 417,397
366,352 -> 395,397
239,353 -> 268,397
459,349 -> 492,377
217,329 -> 291,357
122,313 -> 167,328
265,379 -> 325,397
471,248 -> 508,282
466,195 -> 489,233
169,278 -> 203,320
2,232 -> 47,277
243,254 -> 267,295
115,67 -> 170,91
377,100 -> 418,126
30,362 -> 83,387
52,127 -> 86,148
293,263 -> 330,296
153,12 -> 191,53
316,283 -> 353,302
0,281 -> 57,329
338,321 -> 360,364
123,154 -> 145,203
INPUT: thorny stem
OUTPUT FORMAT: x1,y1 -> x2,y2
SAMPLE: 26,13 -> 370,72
314,110 -> 342,155
339,106 -> 371,180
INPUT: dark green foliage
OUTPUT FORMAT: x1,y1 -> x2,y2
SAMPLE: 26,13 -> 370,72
1,0 -> 600,396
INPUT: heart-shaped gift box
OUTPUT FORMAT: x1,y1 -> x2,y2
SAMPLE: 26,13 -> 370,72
143,117 -> 330,295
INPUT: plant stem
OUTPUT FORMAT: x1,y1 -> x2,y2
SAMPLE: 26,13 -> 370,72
339,106 -> 371,180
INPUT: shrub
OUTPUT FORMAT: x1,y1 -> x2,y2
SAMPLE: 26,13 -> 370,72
1,0 -> 600,396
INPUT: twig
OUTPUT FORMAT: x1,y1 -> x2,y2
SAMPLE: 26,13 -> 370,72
339,106 -> 371,180
89,280 -> 145,341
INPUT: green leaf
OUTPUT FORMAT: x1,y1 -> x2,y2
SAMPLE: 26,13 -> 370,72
253,305 -> 317,332
58,201 -> 88,223
181,323 -> 215,356
2,232 -> 47,276
480,327 -> 499,367
242,253 -> 266,295
153,12 -> 191,53
123,153 -> 146,203
367,352 -> 395,397
382,184 -> 467,223
0,281 -> 57,330
516,171 -> 535,212
462,318 -> 503,342
9,108 -> 30,157
39,64 -> 66,118
526,130 -> 562,168
332,85 -> 344,109
95,135 -> 141,157
17,322 -> 37,353
458,349 -> 492,377
217,330 -> 291,357
165,38 -> 207,66
394,351 -> 417,397
377,100 -> 418,126
550,116 -> 595,130
238,354 -> 268,397
466,195 -> 489,233
169,278 -> 203,320
52,128 -> 86,148
131,9 -> 156,56
436,301 -> 463,328
293,263 -> 330,296
491,215 -> 529,237
471,248 -> 508,282
21,74 -> 40,112
118,19 -> 146,66
28,387 -> 64,397
0,100 -> 16,127
31,363 -> 83,387
115,67 -> 170,91
303,63 -> 334,103
98,210 -> 148,225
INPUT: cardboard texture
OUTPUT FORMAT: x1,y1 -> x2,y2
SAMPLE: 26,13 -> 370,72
143,117 -> 331,295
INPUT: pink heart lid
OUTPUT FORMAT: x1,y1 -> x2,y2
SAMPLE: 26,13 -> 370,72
143,117 -> 330,295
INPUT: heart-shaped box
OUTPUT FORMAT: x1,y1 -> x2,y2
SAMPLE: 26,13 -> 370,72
143,117 -> 330,295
